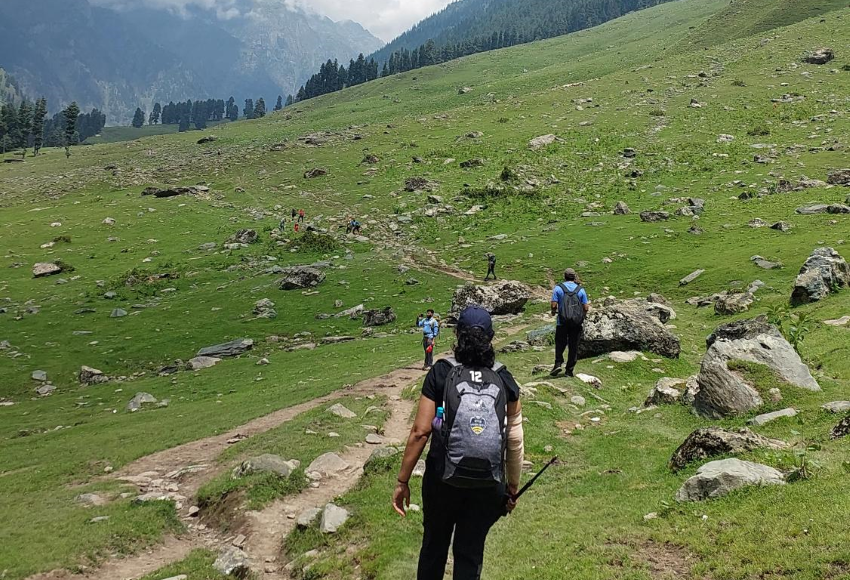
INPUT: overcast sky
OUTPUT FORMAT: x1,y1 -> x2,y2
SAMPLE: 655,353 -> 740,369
288,0 -> 455,41
91,0 -> 456,41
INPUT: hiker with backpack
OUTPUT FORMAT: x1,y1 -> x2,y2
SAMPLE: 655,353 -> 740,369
550,268 -> 590,377
394,306 -> 525,580
484,252 -> 497,281
417,310 -> 440,370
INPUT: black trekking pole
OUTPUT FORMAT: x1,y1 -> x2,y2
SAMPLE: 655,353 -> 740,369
503,456 -> 558,516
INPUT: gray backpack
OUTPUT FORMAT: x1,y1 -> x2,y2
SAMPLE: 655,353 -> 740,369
438,358 -> 508,488
557,283 -> 585,326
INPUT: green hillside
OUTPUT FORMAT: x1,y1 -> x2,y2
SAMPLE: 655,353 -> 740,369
1,0 -> 849,579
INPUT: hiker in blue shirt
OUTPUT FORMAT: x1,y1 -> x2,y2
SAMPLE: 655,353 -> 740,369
417,309 -> 440,370
550,268 -> 590,377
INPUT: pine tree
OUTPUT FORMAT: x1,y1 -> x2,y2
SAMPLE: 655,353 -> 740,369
132,107 -> 145,128
62,101 -> 80,158
381,62 -> 389,77
149,103 -> 161,125
0,103 -> 16,153
32,98 -> 48,155
285,94 -> 294,107
178,114 -> 190,132
17,100 -> 33,152
244,99 -> 254,120
274,96 -> 283,111
254,98 -> 266,118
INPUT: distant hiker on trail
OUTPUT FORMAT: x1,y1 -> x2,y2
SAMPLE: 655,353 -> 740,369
550,268 -> 590,377
298,209 -> 305,223
291,208 -> 297,221
394,305 -> 525,580
294,222 -> 300,233
279,216 -> 286,230
417,309 -> 440,370
352,219 -> 362,235
484,252 -> 497,281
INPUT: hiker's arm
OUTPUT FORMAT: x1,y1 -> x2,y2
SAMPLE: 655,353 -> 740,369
393,395 -> 435,516
505,400 -> 524,492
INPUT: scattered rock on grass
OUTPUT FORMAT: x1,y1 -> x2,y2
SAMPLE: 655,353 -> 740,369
679,269 -> 705,286
646,378 -> 685,405
297,507 -> 323,529
127,392 -> 158,412
76,493 -> 108,507
213,546 -> 250,578
449,280 -> 531,318
363,307 -> 396,327
791,247 -> 850,305
529,134 -> 557,150
831,417 -> 850,440
748,408 -> 798,426
197,338 -> 253,358
822,401 -> 850,413
232,454 -> 299,479
188,356 -> 221,370
306,453 -> 350,478
279,266 -> 326,290
803,47 -> 834,65
328,403 -> 357,419
669,427 -> 788,472
320,503 -> 349,534
675,458 -> 785,502
79,365 -> 108,385
33,262 -> 63,278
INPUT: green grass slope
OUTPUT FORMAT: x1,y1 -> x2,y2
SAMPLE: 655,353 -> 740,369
1,0 -> 849,578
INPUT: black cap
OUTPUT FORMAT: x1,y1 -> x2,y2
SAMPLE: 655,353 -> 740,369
457,305 -> 494,339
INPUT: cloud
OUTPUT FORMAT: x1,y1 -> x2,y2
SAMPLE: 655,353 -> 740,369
287,0 -> 455,41
90,0 -> 455,40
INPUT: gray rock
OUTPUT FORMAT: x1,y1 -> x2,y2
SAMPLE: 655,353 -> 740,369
31,370 -> 48,382
609,351 -> 640,363
675,458 -> 785,502
613,201 -> 631,215
365,433 -> 383,445
335,304 -> 364,319
824,316 -> 850,327
791,247 -> 850,305
320,503 -> 349,534
197,338 -> 253,358
826,168 -> 850,186
228,229 -> 258,245
714,292 -> 754,315
412,459 -> 427,478
36,384 -> 56,396
328,403 -> 356,419
803,47 -> 834,65
679,269 -> 705,286
681,376 -> 700,406
751,255 -> 782,270
770,221 -> 792,232
198,242 -> 217,251
640,210 -> 670,223
279,266 -> 326,290
364,446 -> 398,473
646,378 -> 685,405
822,401 -> 850,413
694,317 -> 819,418
363,307 -> 397,327
232,454 -> 299,479
304,167 -> 328,179
76,493 -> 108,507
576,299 -> 681,359
213,546 -> 250,578
831,417 -> 850,440
669,427 -> 788,472
127,392 -> 158,412
79,365 -> 108,385
570,395 -> 586,407
253,298 -> 277,319
320,336 -> 356,345
306,452 -> 350,477
449,280 -> 532,319
110,308 -> 128,318
748,408 -> 798,426
297,507 -> 323,529
529,134 -> 557,150
33,262 -> 62,278
187,356 -> 221,370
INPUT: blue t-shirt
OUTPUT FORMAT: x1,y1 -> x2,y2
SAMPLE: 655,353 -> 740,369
552,282 -> 589,326
418,317 -> 439,338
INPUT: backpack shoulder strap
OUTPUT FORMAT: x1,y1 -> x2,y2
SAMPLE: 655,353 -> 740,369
492,361 -> 504,373
566,284 -> 582,297
444,356 -> 460,367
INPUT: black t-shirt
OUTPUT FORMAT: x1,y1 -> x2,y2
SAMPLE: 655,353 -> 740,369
422,359 -> 521,404
422,359 -> 520,469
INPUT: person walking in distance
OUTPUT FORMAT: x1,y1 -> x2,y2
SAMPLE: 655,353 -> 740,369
550,268 -> 590,377
484,253 -> 497,281
393,306 -> 525,580
291,208 -> 297,222
417,309 -> 439,370
298,209 -> 305,223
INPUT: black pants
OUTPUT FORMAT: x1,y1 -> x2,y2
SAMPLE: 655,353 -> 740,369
418,468 -> 505,580
423,337 -> 434,368
555,324 -> 582,374
485,265 -> 496,280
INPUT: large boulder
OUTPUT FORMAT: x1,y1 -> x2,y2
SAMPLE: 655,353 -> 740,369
213,547 -> 250,578
577,298 -> 681,359
640,210 -> 670,222
320,503 -> 349,533
127,392 -> 157,412
33,262 -> 63,278
529,134 -> 557,150
232,454 -> 299,479
197,338 -> 253,358
279,266 -> 326,290
228,229 -> 258,245
449,280 -> 532,319
79,365 -> 108,385
790,247 -> 850,305
669,428 -> 788,472
363,307 -> 397,327
675,458 -> 785,502
827,169 -> 850,186
803,48 -> 834,65
693,317 -> 819,418
645,378 -> 685,405
306,452 -> 350,478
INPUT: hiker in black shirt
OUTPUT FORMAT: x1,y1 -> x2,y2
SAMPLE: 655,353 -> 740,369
394,306 -> 525,580
484,252 -> 497,280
